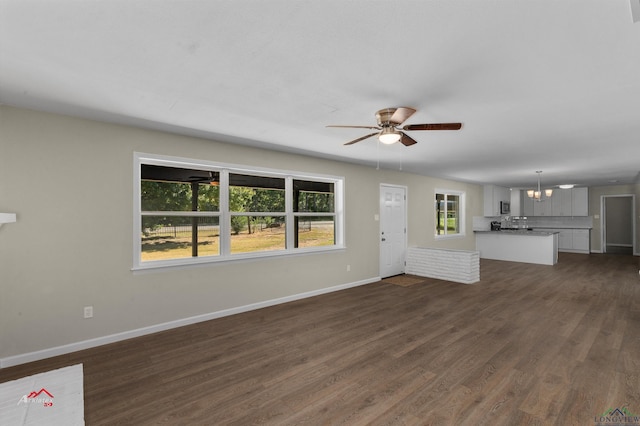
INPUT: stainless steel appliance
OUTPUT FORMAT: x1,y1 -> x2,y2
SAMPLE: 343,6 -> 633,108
500,201 -> 510,214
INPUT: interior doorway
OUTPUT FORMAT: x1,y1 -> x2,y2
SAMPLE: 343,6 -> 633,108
379,184 -> 407,278
601,195 -> 635,255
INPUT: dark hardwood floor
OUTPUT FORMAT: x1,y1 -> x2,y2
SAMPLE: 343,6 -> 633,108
2,253 -> 639,425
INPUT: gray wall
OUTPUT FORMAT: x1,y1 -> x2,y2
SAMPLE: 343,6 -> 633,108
0,105 -> 483,363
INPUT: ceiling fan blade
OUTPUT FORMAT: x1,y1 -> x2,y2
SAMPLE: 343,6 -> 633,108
327,125 -> 381,130
399,132 -> 418,146
389,107 -> 417,125
344,132 -> 379,145
403,122 -> 462,131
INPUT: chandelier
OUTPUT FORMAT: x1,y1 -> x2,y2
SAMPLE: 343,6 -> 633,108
527,171 -> 553,201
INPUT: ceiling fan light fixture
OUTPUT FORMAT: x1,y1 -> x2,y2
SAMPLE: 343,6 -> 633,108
379,127 -> 401,144
327,107 -> 461,146
208,171 -> 219,186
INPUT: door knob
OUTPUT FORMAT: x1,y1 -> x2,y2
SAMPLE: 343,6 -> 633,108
381,238 -> 386,241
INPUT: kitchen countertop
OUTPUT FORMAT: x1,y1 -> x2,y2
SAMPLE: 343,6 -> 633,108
530,226 -> 592,230
474,230 -> 559,236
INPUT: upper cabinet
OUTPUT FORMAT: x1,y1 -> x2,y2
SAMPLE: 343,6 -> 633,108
522,193 -> 534,216
483,185 -> 510,216
510,189 -> 522,216
520,187 -> 589,217
551,188 -> 572,216
571,187 -> 589,216
533,197 -> 553,216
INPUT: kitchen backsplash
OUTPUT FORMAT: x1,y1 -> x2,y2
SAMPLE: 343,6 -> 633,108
473,215 -> 593,231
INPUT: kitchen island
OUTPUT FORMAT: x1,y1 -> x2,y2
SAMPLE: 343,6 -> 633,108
475,230 -> 559,265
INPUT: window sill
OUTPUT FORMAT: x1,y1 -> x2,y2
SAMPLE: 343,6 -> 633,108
132,245 -> 346,273
434,233 -> 466,241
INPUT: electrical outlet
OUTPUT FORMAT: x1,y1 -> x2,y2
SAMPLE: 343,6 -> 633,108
83,306 -> 93,319
347,264 -> 351,272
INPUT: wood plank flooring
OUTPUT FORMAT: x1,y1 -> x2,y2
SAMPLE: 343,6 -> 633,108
2,253 -> 639,425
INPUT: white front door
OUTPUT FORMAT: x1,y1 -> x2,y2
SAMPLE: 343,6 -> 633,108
380,184 -> 407,278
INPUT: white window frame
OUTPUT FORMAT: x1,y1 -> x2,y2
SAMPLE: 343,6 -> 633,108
435,188 -> 466,239
133,152 -> 345,270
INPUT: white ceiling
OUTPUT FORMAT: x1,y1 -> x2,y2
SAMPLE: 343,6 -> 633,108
1,0 -> 639,189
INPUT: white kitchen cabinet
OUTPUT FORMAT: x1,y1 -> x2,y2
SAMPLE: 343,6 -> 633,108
571,187 -> 589,216
551,192 -> 562,216
510,190 -> 521,216
533,198 -> 553,216
483,185 -> 510,216
522,189 -> 552,216
476,231 -> 558,265
536,228 -> 590,253
558,230 -> 573,250
524,187 -> 589,217
572,229 -> 590,252
551,187 -> 588,216
551,188 -> 573,216
522,191 -> 534,216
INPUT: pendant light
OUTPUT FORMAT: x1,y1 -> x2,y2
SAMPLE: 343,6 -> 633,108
527,171 -> 552,201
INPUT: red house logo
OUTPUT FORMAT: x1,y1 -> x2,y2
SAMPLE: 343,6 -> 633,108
17,388 -> 54,407
27,388 -> 54,399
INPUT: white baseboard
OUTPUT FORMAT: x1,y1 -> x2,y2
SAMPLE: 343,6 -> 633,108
1,277 -> 379,369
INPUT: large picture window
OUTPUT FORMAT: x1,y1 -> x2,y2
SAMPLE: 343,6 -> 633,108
134,153 -> 344,269
435,189 -> 465,238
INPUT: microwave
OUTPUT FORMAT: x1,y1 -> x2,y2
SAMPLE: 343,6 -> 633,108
500,201 -> 510,214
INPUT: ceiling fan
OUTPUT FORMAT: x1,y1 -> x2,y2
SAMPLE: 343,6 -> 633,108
327,107 -> 462,146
